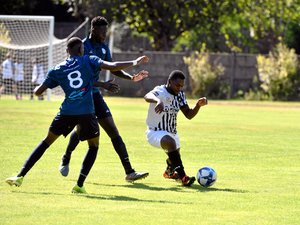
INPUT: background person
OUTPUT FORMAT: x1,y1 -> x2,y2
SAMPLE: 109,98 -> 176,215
30,58 -> 45,100
13,55 -> 24,100
0,52 -> 14,96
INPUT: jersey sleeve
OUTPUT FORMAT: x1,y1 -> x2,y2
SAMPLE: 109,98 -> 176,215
149,85 -> 164,97
43,70 -> 59,89
86,55 -> 103,81
88,55 -> 103,72
105,45 -> 112,62
178,91 -> 188,108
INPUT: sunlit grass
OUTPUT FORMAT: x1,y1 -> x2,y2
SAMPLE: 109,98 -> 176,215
0,97 -> 299,225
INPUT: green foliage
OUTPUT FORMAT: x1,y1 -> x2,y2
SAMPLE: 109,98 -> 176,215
184,48 -> 226,98
2,0 -> 300,53
86,0 -> 237,51
256,43 -> 300,100
0,23 -> 11,44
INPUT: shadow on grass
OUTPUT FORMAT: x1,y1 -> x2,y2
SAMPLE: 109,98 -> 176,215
11,190 -> 189,205
88,181 -> 248,193
191,186 -> 249,193
81,194 -> 189,204
90,182 -> 183,192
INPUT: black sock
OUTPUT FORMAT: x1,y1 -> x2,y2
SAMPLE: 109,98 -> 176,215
64,131 -> 80,160
167,151 -> 185,179
111,136 -> 134,174
77,146 -> 98,187
18,141 -> 50,177
165,158 -> 175,173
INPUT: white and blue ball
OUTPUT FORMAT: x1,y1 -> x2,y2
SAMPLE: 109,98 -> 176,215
196,166 -> 217,187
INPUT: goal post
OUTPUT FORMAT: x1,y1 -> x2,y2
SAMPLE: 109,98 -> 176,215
0,15 -> 68,100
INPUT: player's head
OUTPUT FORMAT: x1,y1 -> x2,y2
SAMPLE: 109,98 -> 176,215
67,37 -> 84,56
167,70 -> 185,95
90,16 -> 109,43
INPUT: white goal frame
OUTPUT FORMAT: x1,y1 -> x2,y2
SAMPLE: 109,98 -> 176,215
0,15 -> 54,100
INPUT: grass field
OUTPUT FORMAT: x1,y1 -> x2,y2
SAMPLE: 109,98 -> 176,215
0,97 -> 299,225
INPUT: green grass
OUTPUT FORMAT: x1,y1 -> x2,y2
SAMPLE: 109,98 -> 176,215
0,97 -> 299,225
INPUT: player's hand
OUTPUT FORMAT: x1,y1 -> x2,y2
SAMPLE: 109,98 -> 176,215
155,101 -> 164,114
197,97 -> 208,107
132,70 -> 149,82
136,55 -> 150,65
101,78 -> 120,93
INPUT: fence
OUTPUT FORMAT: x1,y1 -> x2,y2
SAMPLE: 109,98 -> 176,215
110,51 -> 258,98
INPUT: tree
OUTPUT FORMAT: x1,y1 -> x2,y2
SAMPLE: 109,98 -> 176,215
64,0 -> 236,51
111,0 -> 237,51
62,0 -> 300,53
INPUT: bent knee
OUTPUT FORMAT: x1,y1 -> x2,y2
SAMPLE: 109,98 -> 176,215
161,135 -> 176,150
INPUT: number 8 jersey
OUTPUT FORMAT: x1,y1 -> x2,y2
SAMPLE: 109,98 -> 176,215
146,85 -> 187,134
43,55 -> 103,115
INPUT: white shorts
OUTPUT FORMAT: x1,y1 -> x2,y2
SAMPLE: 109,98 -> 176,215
146,129 -> 180,150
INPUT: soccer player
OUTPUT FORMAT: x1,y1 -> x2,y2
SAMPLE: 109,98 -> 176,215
144,70 -> 208,186
5,37 -> 149,193
0,52 -> 14,97
30,58 -> 45,100
59,16 -> 149,182
13,55 -> 24,100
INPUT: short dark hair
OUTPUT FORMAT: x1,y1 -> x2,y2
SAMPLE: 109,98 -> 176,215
67,37 -> 82,49
91,16 -> 109,28
168,70 -> 185,81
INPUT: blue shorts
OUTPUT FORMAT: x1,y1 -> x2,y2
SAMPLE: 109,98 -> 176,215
49,114 -> 99,141
93,91 -> 112,119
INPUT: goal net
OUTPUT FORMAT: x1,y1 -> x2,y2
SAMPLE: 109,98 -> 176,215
0,15 -> 84,100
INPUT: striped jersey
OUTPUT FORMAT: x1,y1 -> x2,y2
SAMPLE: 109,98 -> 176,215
146,85 -> 187,134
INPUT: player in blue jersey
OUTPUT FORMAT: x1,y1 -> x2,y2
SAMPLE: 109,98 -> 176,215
59,16 -> 149,182
5,37 -> 149,193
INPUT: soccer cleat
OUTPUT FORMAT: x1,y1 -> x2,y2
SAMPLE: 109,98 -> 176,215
72,185 -> 87,194
59,155 -> 70,177
181,175 -> 196,187
59,163 -> 69,177
5,176 -> 23,187
163,171 -> 179,179
125,171 -> 149,182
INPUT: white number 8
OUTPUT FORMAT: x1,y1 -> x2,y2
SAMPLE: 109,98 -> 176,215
68,71 -> 83,88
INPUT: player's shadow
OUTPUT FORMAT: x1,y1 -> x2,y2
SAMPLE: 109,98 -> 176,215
90,181 -> 185,192
77,179 -> 249,194
190,185 -> 249,193
81,193 -> 189,204
11,190 -> 189,204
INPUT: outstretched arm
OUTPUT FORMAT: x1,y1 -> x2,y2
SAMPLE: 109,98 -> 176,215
111,70 -> 149,82
94,79 -> 120,94
100,55 -> 149,72
180,97 -> 208,119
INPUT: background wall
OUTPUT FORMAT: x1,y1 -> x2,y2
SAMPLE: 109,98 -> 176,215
109,52 -> 258,98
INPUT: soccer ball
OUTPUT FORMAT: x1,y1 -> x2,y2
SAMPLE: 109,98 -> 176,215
196,166 -> 217,187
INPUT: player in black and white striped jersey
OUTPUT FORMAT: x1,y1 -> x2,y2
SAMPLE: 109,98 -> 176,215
144,70 -> 208,186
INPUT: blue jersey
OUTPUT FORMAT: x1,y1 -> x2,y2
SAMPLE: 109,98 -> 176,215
43,55 -> 103,115
83,37 -> 112,93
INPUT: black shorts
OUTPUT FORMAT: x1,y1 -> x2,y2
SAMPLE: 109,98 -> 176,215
49,114 -> 99,141
93,91 -> 112,119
